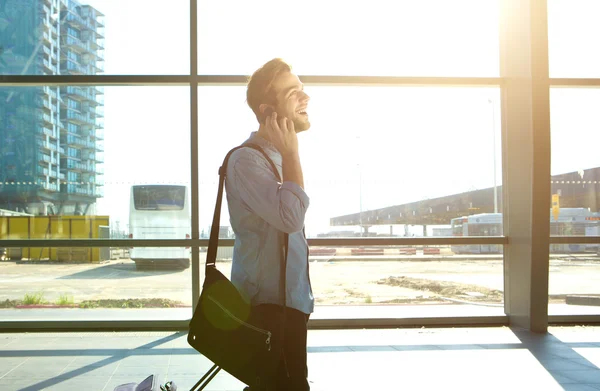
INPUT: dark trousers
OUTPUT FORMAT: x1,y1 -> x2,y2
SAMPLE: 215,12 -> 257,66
254,304 -> 310,391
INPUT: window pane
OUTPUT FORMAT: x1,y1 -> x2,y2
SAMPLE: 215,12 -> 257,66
549,88 -> 600,316
0,246 -> 193,322
198,85 -> 504,317
199,86 -> 502,239
0,85 -> 192,321
548,244 -> 600,316
550,88 -> 600,226
0,0 -> 189,75
0,86 -> 191,240
548,0 -> 600,78
198,0 -> 500,76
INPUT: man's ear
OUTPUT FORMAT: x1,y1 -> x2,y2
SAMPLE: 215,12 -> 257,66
258,104 -> 274,124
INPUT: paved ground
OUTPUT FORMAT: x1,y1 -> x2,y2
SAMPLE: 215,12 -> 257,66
1,327 -> 600,390
0,252 -> 599,307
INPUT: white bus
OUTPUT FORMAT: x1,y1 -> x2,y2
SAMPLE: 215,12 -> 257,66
450,208 -> 598,254
450,213 -> 503,254
549,208 -> 596,253
129,184 -> 191,270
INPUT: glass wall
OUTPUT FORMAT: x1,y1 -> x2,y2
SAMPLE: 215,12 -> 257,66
548,0 -> 600,78
547,88 -> 600,316
198,84 -> 504,315
547,0 -> 600,316
3,0 -> 599,327
0,86 -> 192,320
0,0 -> 189,76
198,0 -> 500,76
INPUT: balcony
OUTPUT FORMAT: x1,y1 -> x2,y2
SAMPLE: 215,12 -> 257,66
62,59 -> 87,74
37,97 -> 51,111
87,107 -> 104,119
66,136 -> 88,148
65,159 -> 86,171
64,11 -> 101,33
37,140 -> 57,151
92,61 -> 104,73
39,4 -> 50,15
40,154 -> 51,164
38,58 -> 56,74
37,126 -> 54,138
42,86 -> 57,100
38,112 -> 55,128
63,86 -> 95,102
62,109 -> 95,127
65,184 -> 99,197
91,128 -> 104,140
42,182 -> 59,192
61,35 -> 89,54
64,11 -> 84,28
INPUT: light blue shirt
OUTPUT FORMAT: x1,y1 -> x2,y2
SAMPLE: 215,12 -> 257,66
225,132 -> 314,315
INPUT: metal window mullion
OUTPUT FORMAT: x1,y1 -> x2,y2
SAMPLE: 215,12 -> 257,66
549,236 -> 600,244
0,75 -> 191,86
550,78 -> 600,87
0,75 -> 503,87
190,0 -> 200,310
529,0 -> 552,331
2,314 -> 597,332
194,75 -> 504,86
0,316 -> 513,332
501,0 -> 551,333
0,239 -> 198,247
0,237 -> 507,248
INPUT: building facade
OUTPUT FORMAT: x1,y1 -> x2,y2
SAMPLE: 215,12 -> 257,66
0,0 -> 104,215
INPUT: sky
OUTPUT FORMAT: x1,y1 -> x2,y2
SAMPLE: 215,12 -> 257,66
71,0 -> 600,236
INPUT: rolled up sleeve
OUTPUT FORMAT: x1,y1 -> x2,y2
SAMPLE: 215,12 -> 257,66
229,150 -> 310,233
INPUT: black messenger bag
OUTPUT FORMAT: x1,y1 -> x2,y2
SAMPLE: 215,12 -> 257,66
187,143 -> 288,390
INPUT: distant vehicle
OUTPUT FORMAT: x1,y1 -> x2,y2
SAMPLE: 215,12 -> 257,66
450,213 -> 503,254
451,208 -> 599,254
128,185 -> 191,270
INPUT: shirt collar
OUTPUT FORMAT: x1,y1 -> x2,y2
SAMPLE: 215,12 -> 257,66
247,132 -> 279,155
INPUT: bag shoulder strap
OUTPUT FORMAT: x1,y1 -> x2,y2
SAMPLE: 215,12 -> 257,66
206,142 -> 289,309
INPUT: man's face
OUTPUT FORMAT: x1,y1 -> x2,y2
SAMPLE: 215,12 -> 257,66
272,72 -> 311,132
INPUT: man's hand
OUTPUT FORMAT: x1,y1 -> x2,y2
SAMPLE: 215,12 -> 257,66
265,112 -> 304,189
265,112 -> 298,158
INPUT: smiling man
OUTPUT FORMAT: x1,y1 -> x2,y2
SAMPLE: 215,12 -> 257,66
225,58 -> 313,391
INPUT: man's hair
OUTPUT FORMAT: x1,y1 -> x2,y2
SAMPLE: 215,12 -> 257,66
246,58 -> 292,122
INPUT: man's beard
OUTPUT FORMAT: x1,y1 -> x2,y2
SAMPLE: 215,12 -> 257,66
293,117 -> 310,132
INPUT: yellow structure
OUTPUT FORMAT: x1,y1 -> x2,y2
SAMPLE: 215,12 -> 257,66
0,215 -> 109,262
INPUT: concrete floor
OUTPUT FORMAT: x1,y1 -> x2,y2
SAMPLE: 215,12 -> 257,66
1,326 -> 599,390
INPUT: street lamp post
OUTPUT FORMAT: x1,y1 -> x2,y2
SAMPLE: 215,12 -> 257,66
358,163 -> 363,235
489,99 -> 498,213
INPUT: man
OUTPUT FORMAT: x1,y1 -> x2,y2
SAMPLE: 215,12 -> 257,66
225,58 -> 313,391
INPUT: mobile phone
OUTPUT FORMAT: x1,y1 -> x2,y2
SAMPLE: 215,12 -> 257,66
261,105 -> 274,124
